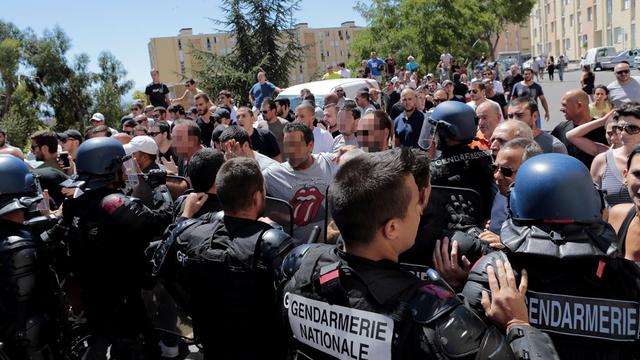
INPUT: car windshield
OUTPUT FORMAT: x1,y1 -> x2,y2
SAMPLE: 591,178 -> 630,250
617,50 -> 627,57
276,95 -> 324,111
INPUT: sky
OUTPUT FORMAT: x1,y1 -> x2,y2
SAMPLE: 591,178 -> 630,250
2,0 -> 366,92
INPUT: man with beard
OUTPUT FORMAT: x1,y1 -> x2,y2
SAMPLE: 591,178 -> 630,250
195,93 -> 215,147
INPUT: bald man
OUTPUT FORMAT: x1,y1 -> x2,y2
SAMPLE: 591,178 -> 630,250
552,89 -> 608,168
489,120 -> 533,156
471,101 -> 502,150
394,88 -> 425,148
295,102 -> 333,153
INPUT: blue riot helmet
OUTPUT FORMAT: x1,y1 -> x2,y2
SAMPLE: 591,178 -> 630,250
74,137 -> 128,190
0,154 -> 36,216
508,153 -> 603,223
429,101 -> 478,142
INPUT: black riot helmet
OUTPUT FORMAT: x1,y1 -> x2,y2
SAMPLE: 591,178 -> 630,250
0,155 -> 36,216
74,137 -> 129,190
430,101 -> 478,142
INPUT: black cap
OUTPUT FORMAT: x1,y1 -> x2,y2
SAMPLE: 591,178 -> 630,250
211,124 -> 228,143
213,107 -> 231,121
188,106 -> 198,114
120,115 -> 134,125
57,130 -> 83,143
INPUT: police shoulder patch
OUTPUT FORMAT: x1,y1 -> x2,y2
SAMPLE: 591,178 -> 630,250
101,194 -> 126,216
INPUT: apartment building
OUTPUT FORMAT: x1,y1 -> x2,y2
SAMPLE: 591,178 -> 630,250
147,21 -> 365,88
529,0 -> 639,61
492,22 -> 532,55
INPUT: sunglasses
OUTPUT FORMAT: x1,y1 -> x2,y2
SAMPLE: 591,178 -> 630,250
613,124 -> 640,135
470,89 -> 479,94
490,164 -> 516,177
616,69 -> 630,75
148,131 -> 160,137
261,110 -> 269,114
433,98 -> 447,104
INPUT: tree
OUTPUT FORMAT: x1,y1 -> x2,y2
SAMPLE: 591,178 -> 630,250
93,52 -> 134,129
193,0 -> 304,105
352,0 -> 531,72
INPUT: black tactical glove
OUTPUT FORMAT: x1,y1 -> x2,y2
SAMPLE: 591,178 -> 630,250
445,194 -> 478,232
143,169 -> 167,189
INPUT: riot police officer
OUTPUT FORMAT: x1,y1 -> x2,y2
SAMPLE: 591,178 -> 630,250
154,157 -> 294,359
280,148 -> 559,359
425,101 -> 495,219
57,137 -> 173,359
0,155 -> 64,360
463,153 -> 640,359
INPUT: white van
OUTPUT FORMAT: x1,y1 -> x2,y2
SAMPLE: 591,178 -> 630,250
580,47 -> 617,71
276,78 -> 379,110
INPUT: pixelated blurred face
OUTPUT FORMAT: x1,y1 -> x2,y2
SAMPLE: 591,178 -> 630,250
338,109 -> 357,136
0,132 -> 5,147
356,114 -> 388,152
624,153 -> 640,209
284,130 -> 312,169
171,124 -> 193,158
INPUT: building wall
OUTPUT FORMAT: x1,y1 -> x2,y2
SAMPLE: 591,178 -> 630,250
493,22 -> 532,55
529,0 -> 639,62
148,22 -> 364,89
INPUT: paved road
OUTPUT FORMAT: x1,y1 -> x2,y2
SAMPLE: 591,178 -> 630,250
522,69 -> 617,131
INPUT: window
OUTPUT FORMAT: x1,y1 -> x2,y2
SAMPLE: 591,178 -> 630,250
622,0 -> 630,9
206,38 -> 211,51
581,34 -> 588,48
177,39 -> 182,50
534,27 -> 537,37
577,11 -> 582,31
587,7 -> 592,20
564,38 -> 571,50
570,14 -> 574,26
214,36 -> 218,43
551,21 -> 555,32
614,27 -> 624,43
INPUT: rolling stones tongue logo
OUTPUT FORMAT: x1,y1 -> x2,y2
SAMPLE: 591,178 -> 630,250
290,186 -> 325,226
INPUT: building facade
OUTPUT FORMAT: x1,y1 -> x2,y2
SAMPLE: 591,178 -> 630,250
529,0 -> 639,61
493,22 -> 532,55
147,21 -> 365,88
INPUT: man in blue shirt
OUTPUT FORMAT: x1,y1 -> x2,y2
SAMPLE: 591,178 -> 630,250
394,88 -> 426,148
249,71 -> 281,113
367,51 -> 386,83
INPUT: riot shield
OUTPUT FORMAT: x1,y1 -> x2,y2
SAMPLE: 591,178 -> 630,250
399,185 -> 483,267
265,196 -> 294,235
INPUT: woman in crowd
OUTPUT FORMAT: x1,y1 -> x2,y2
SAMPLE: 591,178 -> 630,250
608,144 -> 640,262
580,65 -> 595,101
589,85 -> 612,119
547,56 -> 555,81
590,103 -> 640,207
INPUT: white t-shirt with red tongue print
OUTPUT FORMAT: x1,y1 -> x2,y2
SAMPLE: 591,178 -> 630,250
263,153 -> 338,244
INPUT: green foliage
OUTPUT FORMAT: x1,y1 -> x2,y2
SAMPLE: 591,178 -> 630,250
132,90 -> 147,104
352,0 -> 534,71
193,0 -> 304,105
0,84 -> 40,149
0,20 -> 133,145
93,52 -> 134,129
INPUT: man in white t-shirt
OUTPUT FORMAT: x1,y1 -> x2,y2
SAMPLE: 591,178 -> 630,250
440,49 -> 453,80
294,102 -> 333,153
263,122 -> 338,243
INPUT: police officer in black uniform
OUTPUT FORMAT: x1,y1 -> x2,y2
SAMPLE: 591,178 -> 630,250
56,137 -> 173,359
155,157 -> 294,359
426,101 -> 495,219
463,153 -> 640,359
280,148 -> 559,360
0,155 -> 65,360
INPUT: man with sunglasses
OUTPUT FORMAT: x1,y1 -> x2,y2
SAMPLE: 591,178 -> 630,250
261,98 -> 288,151
607,63 -> 640,108
464,153 -> 640,360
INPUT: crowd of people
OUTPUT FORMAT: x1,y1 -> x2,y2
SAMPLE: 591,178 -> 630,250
1,50 -> 640,360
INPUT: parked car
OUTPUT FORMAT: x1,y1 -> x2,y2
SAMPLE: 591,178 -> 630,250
580,47 -> 617,71
635,55 -> 640,70
276,78 -> 379,110
600,48 -> 640,70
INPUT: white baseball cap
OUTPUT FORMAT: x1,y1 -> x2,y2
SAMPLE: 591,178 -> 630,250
123,135 -> 158,156
90,113 -> 105,122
